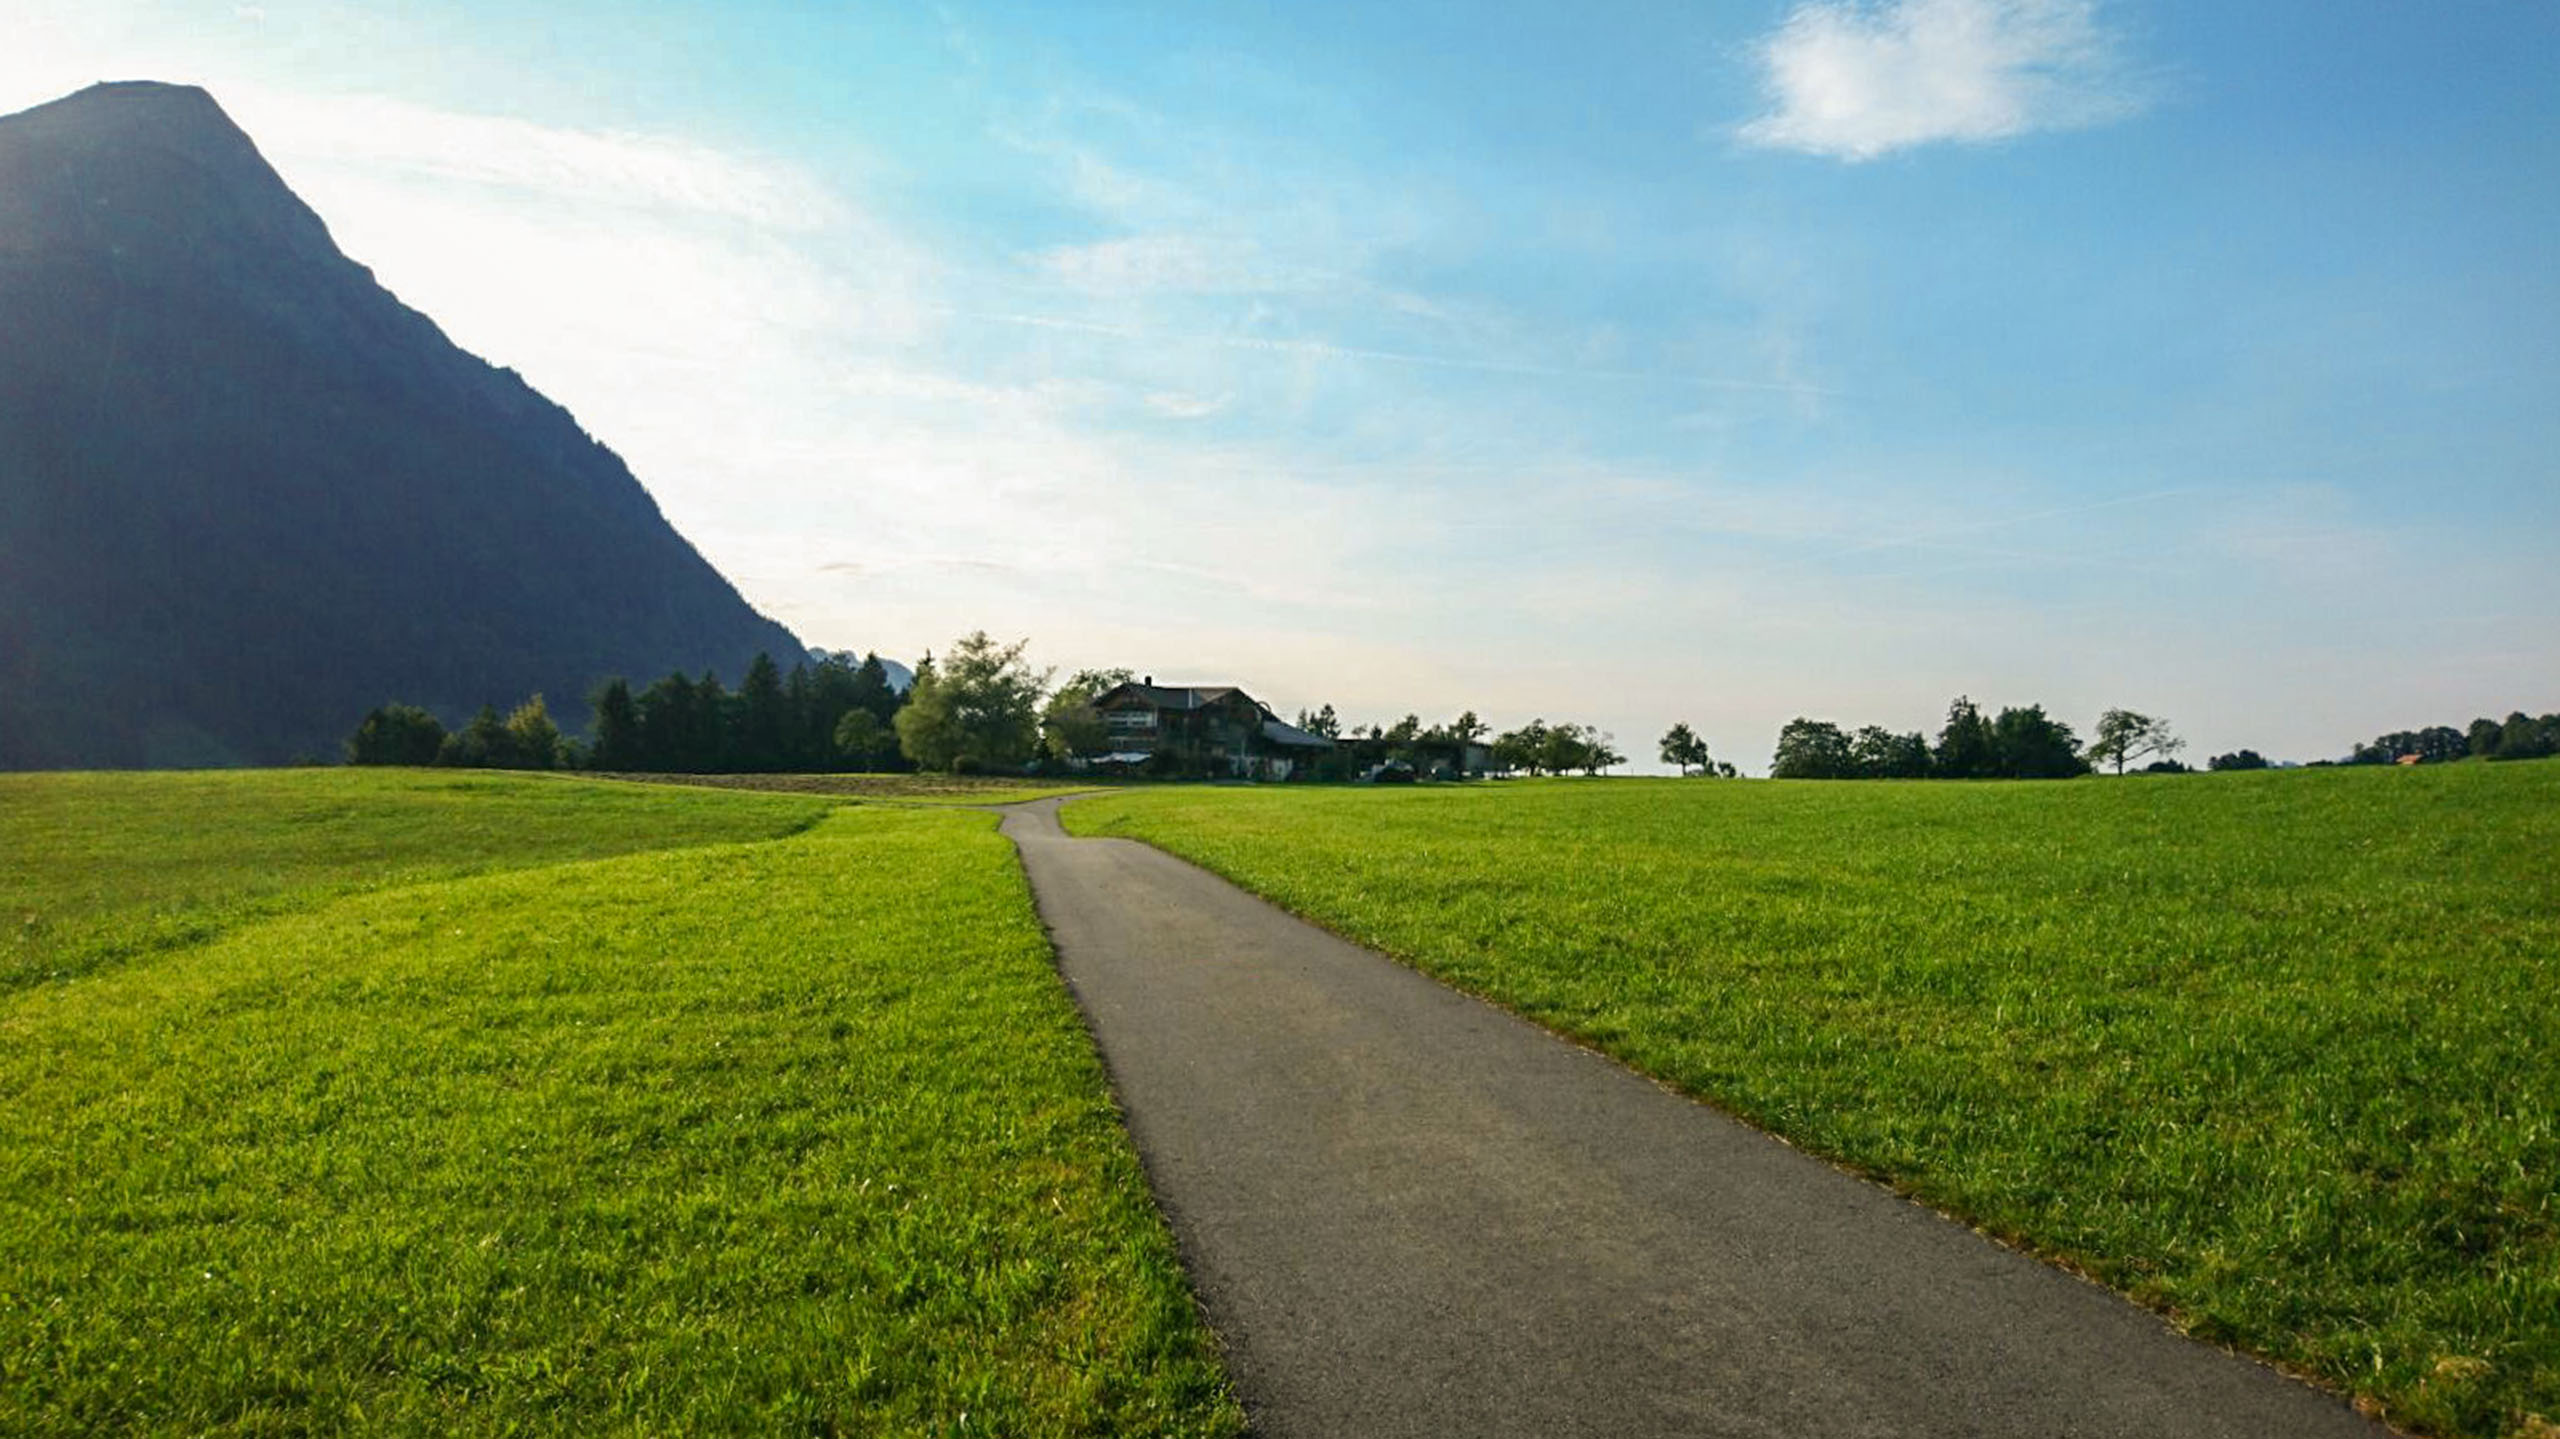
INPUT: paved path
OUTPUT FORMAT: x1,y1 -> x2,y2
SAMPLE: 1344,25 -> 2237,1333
1000,798 -> 2389,1439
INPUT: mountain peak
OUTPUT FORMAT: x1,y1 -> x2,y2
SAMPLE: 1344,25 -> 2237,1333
6,80 -> 256,163
0,78 -> 344,280
0,82 -> 804,767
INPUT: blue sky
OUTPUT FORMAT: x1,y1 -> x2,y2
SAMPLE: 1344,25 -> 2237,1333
9,1 -> 2556,768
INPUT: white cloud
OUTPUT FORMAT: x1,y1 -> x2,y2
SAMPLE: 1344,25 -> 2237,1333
232,90 -> 846,231
1143,390 -> 1230,419
1740,0 -> 2146,161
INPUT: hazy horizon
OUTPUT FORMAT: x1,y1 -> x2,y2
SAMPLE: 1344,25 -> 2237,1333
8,2 -> 2554,770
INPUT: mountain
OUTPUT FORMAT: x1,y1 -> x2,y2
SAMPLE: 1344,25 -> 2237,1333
0,82 -> 802,768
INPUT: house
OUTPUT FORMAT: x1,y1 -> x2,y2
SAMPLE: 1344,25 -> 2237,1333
1091,678 -> 1334,780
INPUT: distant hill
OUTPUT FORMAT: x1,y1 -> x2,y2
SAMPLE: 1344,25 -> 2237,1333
0,82 -> 803,768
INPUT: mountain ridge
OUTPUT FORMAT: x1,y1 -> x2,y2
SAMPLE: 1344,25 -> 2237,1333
0,81 -> 805,767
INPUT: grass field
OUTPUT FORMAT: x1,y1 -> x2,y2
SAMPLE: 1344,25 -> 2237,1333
0,770 -> 1241,1436
0,769 -> 841,995
588,772 -> 1109,805
1066,763 -> 2560,1438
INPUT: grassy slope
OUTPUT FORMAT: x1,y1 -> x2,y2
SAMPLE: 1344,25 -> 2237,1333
1066,764 -> 2560,1437
0,769 -> 840,993
0,772 -> 1240,1436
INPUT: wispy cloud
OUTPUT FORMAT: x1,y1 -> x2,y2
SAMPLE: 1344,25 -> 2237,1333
235,90 -> 846,230
1032,233 -> 1324,297
927,303 -> 1845,396
1739,0 -> 2147,161
1143,389 -> 1229,419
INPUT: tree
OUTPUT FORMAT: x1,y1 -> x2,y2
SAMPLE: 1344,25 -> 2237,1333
2208,749 -> 2271,771
1659,722 -> 1712,776
1540,721 -> 1599,776
833,708 -> 893,770
693,672 -> 732,773
803,654 -> 864,770
895,631 -> 1048,773
1580,731 -> 1624,776
588,678 -> 641,771
1934,696 -> 1997,779
2085,709 -> 2184,776
1990,704 -> 2087,779
2498,711 -> 2555,761
1042,667 -> 1133,762
635,672 -> 697,772
438,705 -> 518,769
1450,710 -> 1486,747
847,653 -> 904,728
2467,717 -> 2505,759
1771,718 -> 1854,779
504,694 -> 562,770
782,661 -> 819,769
346,704 -> 445,765
1850,725 -> 1931,779
735,652 -> 790,772
1493,719 -> 1551,776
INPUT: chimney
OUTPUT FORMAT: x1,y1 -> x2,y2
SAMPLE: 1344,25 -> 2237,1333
1144,674 -> 1153,686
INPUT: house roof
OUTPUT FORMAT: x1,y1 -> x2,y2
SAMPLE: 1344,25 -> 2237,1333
1260,716 -> 1332,749
1096,682 -> 1244,712
1093,680 -> 1336,750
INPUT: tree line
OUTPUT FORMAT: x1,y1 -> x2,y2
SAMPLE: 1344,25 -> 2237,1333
1762,699 -> 2183,780
352,634 -> 1176,777
2342,709 -> 2559,766
348,649 -> 909,772
353,643 -> 2556,780
351,631 -> 1647,780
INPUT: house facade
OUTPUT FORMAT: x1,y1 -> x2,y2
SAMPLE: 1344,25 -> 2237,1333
1090,679 -> 1334,779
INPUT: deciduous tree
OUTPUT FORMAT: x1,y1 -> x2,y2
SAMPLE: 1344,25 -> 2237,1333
345,704 -> 445,766
833,709 -> 892,770
1771,718 -> 1854,779
895,631 -> 1048,773
2086,709 -> 2184,776
504,694 -> 562,770
1041,668 -> 1133,761
1991,705 -> 2087,779
1659,722 -> 1712,776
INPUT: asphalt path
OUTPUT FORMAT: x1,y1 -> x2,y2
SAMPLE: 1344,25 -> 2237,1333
999,796 -> 2390,1439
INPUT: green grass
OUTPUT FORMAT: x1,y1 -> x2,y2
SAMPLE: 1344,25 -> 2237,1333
0,771 -> 1241,1436
0,769 -> 841,993
1065,763 -> 2560,1437
588,772 -> 1109,806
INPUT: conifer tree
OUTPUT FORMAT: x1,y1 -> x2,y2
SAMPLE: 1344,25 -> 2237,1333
588,678 -> 641,771
737,652 -> 789,772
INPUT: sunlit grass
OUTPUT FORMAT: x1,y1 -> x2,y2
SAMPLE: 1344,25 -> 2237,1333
0,772 -> 1240,1436
589,771 -> 1110,805
0,768 -> 839,993
1066,763 -> 2560,1437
